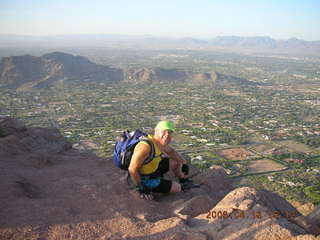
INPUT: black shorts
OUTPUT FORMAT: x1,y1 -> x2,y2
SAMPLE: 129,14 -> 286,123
157,156 -> 170,176
141,157 -> 172,193
129,157 -> 172,193
151,178 -> 172,193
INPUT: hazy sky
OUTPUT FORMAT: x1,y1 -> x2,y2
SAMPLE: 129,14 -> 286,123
1,0 -> 319,40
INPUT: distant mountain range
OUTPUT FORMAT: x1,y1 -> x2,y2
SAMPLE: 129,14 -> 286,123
0,34 -> 319,51
209,36 -> 320,49
0,52 -> 256,89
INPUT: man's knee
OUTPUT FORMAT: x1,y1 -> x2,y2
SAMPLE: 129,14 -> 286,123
170,181 -> 181,193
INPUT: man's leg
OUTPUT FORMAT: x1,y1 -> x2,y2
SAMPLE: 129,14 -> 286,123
155,157 -> 185,193
170,181 -> 181,193
151,178 -> 181,193
169,157 -> 198,191
159,156 -> 188,180
170,157 -> 187,179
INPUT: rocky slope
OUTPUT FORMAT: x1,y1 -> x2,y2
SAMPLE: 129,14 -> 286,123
123,68 -> 218,83
0,52 -> 123,89
0,52 -> 256,89
123,68 -> 254,86
0,117 -> 319,240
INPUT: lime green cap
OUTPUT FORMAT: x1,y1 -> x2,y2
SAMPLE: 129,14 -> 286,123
155,120 -> 175,132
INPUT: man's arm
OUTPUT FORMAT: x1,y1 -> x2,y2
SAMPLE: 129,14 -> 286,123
128,142 -> 151,185
162,145 -> 189,179
162,145 -> 187,165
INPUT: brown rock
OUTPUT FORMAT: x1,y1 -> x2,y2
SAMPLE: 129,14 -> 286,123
151,217 -> 184,234
187,187 -> 208,197
288,235 -> 320,240
187,187 -> 308,240
167,231 -> 207,240
174,195 -> 214,219
212,187 -> 260,211
212,187 -> 302,218
192,165 -> 233,200
0,117 -> 27,135
296,202 -> 315,216
0,118 -> 71,157
293,216 -> 320,235
2,134 -> 21,144
308,206 -> 320,227
190,204 -> 306,240
0,134 -> 28,156
14,177 -> 42,199
259,189 -> 302,218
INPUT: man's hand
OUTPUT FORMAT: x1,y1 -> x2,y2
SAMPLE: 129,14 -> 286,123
136,184 -> 154,200
181,164 -> 189,175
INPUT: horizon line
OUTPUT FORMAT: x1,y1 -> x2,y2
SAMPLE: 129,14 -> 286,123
0,33 -> 319,42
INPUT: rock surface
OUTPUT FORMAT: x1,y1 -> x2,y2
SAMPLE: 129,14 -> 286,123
174,195 -> 214,220
123,68 -> 218,84
308,206 -> 320,226
186,187 -> 318,240
0,118 -> 319,240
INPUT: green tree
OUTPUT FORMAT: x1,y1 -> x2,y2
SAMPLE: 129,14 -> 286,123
304,185 -> 320,204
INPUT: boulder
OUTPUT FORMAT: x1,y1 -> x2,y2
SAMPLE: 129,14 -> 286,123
293,216 -> 320,236
192,165 -> 233,200
259,189 -> 302,217
308,206 -> 320,227
174,195 -> 214,220
0,117 -> 27,135
186,187 -> 308,240
0,117 -> 71,157
288,235 -> 320,240
166,231 -> 207,240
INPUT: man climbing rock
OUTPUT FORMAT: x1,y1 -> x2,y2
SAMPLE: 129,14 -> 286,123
128,120 -> 194,200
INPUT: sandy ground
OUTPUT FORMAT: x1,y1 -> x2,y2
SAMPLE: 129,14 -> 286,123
247,159 -> 287,174
277,141 -> 315,154
250,144 -> 276,153
219,148 -> 254,160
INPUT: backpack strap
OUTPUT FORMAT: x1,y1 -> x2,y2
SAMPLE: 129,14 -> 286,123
139,137 -> 156,165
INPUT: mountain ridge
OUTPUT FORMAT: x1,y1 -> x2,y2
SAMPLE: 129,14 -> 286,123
0,52 -> 123,89
1,34 -> 319,50
209,36 -> 320,49
0,52 -> 257,89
